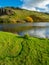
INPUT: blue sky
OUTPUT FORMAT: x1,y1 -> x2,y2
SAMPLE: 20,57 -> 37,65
0,0 -> 49,13
0,0 -> 23,7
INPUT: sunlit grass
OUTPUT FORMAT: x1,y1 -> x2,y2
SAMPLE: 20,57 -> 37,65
0,32 -> 49,65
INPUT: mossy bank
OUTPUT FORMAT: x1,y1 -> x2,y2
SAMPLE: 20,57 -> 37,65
0,32 -> 49,65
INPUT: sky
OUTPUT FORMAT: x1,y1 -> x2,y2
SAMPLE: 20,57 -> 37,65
0,0 -> 49,13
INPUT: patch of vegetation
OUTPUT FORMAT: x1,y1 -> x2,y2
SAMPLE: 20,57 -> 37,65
0,7 -> 49,23
0,31 -> 49,65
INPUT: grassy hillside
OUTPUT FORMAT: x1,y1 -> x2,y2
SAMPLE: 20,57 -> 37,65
0,32 -> 49,65
0,7 -> 49,23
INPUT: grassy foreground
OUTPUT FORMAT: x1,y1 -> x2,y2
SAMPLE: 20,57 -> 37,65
0,32 -> 49,65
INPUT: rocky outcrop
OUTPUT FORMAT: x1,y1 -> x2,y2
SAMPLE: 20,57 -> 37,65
0,8 -> 15,15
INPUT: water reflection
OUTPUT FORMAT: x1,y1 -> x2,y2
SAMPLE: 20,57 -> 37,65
18,23 -> 49,38
19,27 -> 49,38
0,22 -> 49,38
18,27 -> 46,38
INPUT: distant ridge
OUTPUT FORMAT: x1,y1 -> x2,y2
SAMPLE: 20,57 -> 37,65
0,7 -> 49,23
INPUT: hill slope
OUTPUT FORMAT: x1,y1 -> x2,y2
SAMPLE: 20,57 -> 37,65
0,7 -> 49,23
0,32 -> 49,65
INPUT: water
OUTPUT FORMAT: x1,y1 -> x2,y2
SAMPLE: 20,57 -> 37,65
18,22 -> 49,38
19,27 -> 46,38
0,22 -> 49,38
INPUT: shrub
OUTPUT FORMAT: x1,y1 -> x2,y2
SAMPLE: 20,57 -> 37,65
0,18 -> 10,23
16,20 -> 26,23
9,18 -> 17,23
24,34 -> 30,39
25,16 -> 33,22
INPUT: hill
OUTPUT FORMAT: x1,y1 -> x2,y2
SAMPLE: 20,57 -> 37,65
0,31 -> 49,65
0,7 -> 49,23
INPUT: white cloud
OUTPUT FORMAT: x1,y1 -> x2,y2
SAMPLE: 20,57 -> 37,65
37,0 -> 49,8
22,6 -> 36,11
21,0 -> 49,13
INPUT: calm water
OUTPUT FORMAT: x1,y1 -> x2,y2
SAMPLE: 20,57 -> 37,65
19,27 -> 48,38
18,22 -> 49,38
0,22 -> 49,38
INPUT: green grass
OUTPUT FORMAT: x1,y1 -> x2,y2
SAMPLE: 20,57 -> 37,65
0,32 -> 49,65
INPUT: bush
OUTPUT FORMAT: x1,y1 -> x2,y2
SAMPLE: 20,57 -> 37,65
24,34 -> 30,39
0,18 -> 10,23
16,19 -> 26,23
9,18 -> 17,23
25,16 -> 34,22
